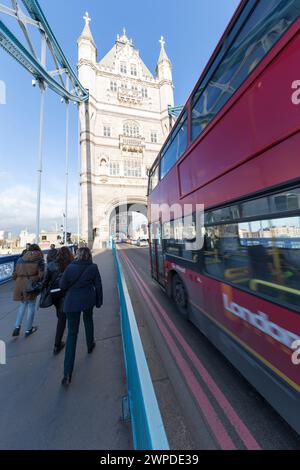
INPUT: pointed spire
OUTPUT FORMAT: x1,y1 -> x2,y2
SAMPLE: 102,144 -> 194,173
79,11 -> 96,46
84,12 -> 91,27
159,36 -> 165,48
158,36 -> 171,65
117,27 -> 131,45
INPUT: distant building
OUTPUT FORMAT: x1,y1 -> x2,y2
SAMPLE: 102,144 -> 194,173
18,229 -> 68,249
240,225 -> 300,239
0,231 -> 8,241
39,231 -> 63,248
19,230 -> 36,248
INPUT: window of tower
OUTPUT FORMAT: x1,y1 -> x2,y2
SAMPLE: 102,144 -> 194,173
110,81 -> 117,92
109,162 -> 120,176
120,62 -> 127,74
103,126 -> 111,137
123,122 -> 140,138
131,64 -> 137,76
124,160 -> 142,178
151,131 -> 158,144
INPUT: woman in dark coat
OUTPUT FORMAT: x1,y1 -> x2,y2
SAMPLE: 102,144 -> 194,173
59,247 -> 103,386
12,244 -> 45,337
43,246 -> 74,355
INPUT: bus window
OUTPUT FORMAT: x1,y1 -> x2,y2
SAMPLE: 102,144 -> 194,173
241,188 -> 300,218
191,0 -> 300,142
163,215 -> 199,263
149,164 -> 159,194
160,113 -> 188,179
272,192 -> 300,212
204,214 -> 300,312
150,222 -> 165,284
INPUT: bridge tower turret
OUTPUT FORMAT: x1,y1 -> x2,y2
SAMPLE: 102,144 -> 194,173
156,37 -> 174,135
77,12 -> 97,91
78,12 -> 97,246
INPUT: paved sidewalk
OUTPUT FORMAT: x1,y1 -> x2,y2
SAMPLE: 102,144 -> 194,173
0,250 -> 132,450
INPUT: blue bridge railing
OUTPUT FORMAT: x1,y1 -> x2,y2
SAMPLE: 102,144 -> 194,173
0,251 -> 52,285
0,246 -> 75,285
0,255 -> 20,285
112,242 -> 169,450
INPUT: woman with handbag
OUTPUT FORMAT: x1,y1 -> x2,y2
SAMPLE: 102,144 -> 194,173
12,244 -> 45,338
42,246 -> 74,355
59,247 -> 103,386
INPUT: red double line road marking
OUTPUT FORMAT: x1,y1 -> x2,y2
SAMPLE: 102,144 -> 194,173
120,249 -> 261,450
120,251 -> 235,450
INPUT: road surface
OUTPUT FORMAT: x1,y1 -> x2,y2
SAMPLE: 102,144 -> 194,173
118,244 -> 300,450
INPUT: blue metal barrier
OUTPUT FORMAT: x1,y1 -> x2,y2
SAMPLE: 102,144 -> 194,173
0,255 -> 19,285
0,251 -> 51,285
112,242 -> 169,450
0,245 -> 75,285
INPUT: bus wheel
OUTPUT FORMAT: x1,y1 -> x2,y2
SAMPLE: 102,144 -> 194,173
172,274 -> 188,318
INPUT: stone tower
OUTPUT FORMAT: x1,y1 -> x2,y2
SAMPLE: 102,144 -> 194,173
78,13 -> 174,248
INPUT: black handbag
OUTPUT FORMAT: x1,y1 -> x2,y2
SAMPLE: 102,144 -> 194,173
39,269 -> 62,308
39,287 -> 53,308
25,279 -> 43,294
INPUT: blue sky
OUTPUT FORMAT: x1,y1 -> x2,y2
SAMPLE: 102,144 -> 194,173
0,0 -> 240,235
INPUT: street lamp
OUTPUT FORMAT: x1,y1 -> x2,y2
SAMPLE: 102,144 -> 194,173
60,223 -> 64,245
62,213 -> 68,245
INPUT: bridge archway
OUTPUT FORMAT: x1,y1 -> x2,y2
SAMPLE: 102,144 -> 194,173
92,197 -> 148,249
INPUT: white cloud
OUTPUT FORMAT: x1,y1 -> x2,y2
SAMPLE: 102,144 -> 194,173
0,185 -> 78,234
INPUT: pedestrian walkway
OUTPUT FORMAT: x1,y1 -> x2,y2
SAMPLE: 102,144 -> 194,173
0,250 -> 132,450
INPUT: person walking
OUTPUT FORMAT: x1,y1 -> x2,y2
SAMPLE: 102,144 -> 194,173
20,243 -> 31,258
12,244 -> 45,337
47,244 -> 58,263
43,246 -> 74,355
60,247 -> 103,386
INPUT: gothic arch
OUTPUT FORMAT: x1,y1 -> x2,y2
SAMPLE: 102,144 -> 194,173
108,197 -> 148,240
123,120 -> 141,138
103,196 -> 147,219
98,154 -> 109,166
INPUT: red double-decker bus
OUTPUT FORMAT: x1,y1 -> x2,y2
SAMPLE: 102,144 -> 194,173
147,0 -> 300,434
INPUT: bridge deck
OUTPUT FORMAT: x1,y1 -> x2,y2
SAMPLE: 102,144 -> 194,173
0,251 -> 132,450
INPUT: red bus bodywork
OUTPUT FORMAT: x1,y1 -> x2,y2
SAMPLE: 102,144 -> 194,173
148,3 -> 300,434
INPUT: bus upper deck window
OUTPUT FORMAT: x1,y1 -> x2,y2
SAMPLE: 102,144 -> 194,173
191,0 -> 300,142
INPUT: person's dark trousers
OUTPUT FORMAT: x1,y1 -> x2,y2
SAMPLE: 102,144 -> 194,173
64,308 -> 94,377
54,298 -> 66,348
